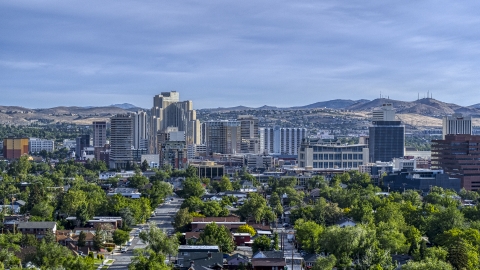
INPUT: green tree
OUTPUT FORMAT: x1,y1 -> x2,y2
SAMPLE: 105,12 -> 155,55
238,193 -> 271,223
129,173 -> 149,189
78,231 -> 86,247
93,227 -> 104,251
252,235 -> 271,254
402,258 -> 453,270
129,249 -> 170,270
139,222 -> 179,256
295,219 -> 324,253
202,201 -> 228,217
182,177 -> 205,198
173,208 -> 193,232
312,254 -> 336,270
181,196 -> 204,212
198,222 -> 235,253
141,159 -> 149,172
30,200 -> 54,221
113,229 -> 131,248
219,176 -> 233,192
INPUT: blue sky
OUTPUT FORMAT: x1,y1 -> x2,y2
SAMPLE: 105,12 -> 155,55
1,1 -> 480,109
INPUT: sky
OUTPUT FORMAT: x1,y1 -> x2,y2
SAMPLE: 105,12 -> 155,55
1,1 -> 480,109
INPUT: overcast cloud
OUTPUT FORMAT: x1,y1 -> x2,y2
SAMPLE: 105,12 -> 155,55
1,0 -> 480,108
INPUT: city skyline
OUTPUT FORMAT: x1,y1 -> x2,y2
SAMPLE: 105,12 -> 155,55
2,1 -> 480,109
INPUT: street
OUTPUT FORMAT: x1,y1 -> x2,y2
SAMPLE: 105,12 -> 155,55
108,193 -> 183,269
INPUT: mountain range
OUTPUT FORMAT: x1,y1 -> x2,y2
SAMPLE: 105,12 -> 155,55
0,98 -> 479,126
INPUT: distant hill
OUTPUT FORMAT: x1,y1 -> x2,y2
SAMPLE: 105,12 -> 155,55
109,103 -> 140,110
294,99 -> 370,109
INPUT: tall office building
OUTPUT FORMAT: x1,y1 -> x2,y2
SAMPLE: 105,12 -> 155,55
203,121 -> 241,155
372,103 -> 395,121
368,104 -> 405,162
150,91 -> 200,153
259,126 -> 307,155
75,135 -> 90,158
432,134 -> 480,190
238,115 -> 260,154
133,111 -> 148,150
442,113 -> 472,139
109,114 -> 134,169
93,121 -> 107,147
157,127 -> 187,169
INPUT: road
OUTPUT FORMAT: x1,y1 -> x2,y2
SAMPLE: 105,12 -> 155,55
108,193 -> 183,269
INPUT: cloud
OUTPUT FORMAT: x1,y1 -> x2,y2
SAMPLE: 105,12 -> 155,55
1,0 -> 480,108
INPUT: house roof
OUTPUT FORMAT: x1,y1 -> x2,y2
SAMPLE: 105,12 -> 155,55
226,253 -> 249,262
185,232 -> 202,239
179,245 -> 220,252
17,221 -> 56,229
252,258 -> 286,267
14,200 -> 26,206
193,217 -> 240,222
303,253 -> 321,262
253,251 -> 284,259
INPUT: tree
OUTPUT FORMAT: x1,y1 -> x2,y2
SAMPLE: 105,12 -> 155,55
202,201 -> 227,217
181,198 -> 204,217
139,222 -> 179,256
402,258 -> 453,270
113,229 -> 131,248
295,219 -> 324,253
219,176 -> 233,192
198,222 -> 235,253
173,208 -> 193,232
141,159 -> 149,172
129,249 -> 170,270
30,200 -> 54,221
145,180 -> 173,208
93,227 -> 104,252
312,255 -> 336,270
426,207 -> 464,243
119,207 -> 136,228
129,173 -> 149,189
272,232 -> 279,250
78,231 -> 86,248
182,177 -> 205,198
237,224 -> 256,236
238,193 -> 270,223
252,235 -> 271,254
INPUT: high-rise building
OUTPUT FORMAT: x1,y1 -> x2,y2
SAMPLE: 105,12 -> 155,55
150,91 -> 200,153
3,138 -> 29,159
238,115 -> 260,154
203,121 -> 241,155
157,127 -> 187,169
431,134 -> 480,191
109,114 -> 134,169
133,111 -> 148,150
259,126 -> 307,155
442,113 -> 472,139
93,121 -> 107,147
368,121 -> 405,163
372,103 -> 395,121
368,104 -> 404,163
75,135 -> 90,159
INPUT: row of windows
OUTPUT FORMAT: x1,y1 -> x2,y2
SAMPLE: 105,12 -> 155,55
312,146 -> 364,152
313,153 -> 363,160
313,162 -> 362,168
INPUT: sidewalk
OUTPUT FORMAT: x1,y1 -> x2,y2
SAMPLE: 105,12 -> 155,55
97,258 -> 115,269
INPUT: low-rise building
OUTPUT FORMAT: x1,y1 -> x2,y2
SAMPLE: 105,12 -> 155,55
177,245 -> 223,270
29,138 -> 55,153
17,221 -> 57,239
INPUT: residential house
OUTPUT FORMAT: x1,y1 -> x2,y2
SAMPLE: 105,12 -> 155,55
251,258 -> 286,270
17,221 -> 57,239
232,233 -> 251,246
303,254 -> 321,268
56,230 -> 95,248
226,253 -> 249,268
335,218 -> 356,228
0,204 -> 21,214
177,245 -> 223,270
